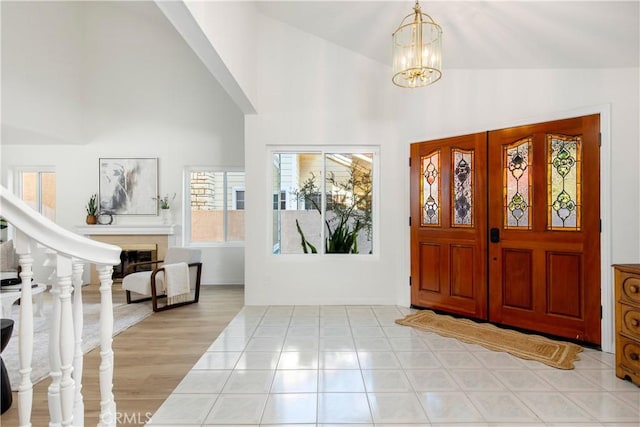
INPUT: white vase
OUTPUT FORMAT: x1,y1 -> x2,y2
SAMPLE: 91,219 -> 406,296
160,209 -> 172,225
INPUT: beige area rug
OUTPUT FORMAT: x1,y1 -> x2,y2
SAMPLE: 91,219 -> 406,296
3,291 -> 152,390
396,310 -> 583,369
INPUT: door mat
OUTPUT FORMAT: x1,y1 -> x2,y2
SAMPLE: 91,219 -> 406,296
396,310 -> 583,369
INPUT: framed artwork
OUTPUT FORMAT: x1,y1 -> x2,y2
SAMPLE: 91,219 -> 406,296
99,158 -> 158,215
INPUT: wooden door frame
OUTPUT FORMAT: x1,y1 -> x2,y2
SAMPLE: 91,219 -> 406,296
406,104 -> 614,352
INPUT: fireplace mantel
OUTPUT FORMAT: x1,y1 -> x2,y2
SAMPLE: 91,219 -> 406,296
75,224 -> 177,284
75,224 -> 177,236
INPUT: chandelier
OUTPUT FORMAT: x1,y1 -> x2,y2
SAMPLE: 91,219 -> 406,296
392,0 -> 443,88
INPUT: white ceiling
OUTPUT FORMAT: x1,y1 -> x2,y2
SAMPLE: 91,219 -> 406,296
254,0 -> 639,69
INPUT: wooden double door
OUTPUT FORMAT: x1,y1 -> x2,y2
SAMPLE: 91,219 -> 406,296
410,115 -> 601,345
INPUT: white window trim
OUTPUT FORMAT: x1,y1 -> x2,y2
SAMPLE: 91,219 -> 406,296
268,145 -> 380,257
183,166 -> 245,247
14,166 -> 56,216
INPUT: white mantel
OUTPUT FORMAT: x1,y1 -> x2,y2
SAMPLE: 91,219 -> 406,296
75,224 -> 177,236
75,224 -> 178,284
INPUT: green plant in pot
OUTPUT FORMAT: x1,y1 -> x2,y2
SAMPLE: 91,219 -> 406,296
154,193 -> 176,224
295,165 -> 372,254
86,194 -> 98,224
154,193 -> 176,210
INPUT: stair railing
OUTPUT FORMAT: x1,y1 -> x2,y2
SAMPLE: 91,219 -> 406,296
0,185 -> 121,427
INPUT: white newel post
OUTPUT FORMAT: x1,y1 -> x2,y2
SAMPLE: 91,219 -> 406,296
56,255 -> 75,427
97,265 -> 116,427
15,232 -> 34,427
72,261 -> 85,426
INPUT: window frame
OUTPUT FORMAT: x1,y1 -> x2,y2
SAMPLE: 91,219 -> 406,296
268,145 -> 380,257
14,166 -> 56,221
184,166 -> 245,247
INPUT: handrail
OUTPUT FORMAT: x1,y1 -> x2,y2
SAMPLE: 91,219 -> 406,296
0,185 -> 121,265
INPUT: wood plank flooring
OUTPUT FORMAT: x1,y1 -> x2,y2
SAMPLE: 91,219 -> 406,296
1,284 -> 244,426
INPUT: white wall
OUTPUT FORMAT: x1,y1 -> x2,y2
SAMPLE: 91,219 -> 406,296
1,1 -> 84,145
245,15 -> 404,305
0,1 -> 245,285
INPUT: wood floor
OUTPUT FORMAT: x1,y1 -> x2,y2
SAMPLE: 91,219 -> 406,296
1,283 -> 244,426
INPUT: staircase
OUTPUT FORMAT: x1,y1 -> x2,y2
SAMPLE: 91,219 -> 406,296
0,185 -> 121,427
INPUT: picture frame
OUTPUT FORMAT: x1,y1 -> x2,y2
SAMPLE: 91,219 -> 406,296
99,158 -> 158,215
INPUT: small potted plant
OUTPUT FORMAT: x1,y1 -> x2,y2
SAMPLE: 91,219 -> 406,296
154,193 -> 176,224
155,193 -> 175,210
86,194 -> 98,224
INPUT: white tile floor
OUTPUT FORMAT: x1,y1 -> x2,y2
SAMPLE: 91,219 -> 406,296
148,305 -> 640,426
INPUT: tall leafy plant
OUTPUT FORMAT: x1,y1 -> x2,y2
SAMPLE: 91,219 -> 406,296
295,165 -> 372,254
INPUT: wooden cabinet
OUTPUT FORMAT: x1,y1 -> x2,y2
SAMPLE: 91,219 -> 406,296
614,264 -> 640,386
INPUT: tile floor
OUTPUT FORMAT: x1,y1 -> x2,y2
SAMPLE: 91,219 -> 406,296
148,305 -> 640,426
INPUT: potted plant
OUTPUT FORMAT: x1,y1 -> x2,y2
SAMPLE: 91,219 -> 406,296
154,193 -> 176,210
154,193 -> 176,224
86,194 -> 98,224
295,166 -> 372,254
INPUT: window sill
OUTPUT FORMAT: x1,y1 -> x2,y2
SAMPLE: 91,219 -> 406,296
187,241 -> 245,249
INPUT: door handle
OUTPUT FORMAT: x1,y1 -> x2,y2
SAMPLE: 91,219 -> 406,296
490,228 -> 500,243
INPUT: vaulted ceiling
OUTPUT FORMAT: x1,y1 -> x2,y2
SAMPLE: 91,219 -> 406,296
255,1 -> 639,69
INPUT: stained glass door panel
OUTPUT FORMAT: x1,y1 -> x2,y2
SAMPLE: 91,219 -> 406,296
452,149 -> 474,227
421,150 -> 440,226
547,135 -> 582,230
503,138 -> 532,229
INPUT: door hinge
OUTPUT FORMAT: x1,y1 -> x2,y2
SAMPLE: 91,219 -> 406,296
409,276 -> 412,287
409,216 -> 412,226
409,157 -> 412,167
600,305 -> 603,319
599,132 -> 602,147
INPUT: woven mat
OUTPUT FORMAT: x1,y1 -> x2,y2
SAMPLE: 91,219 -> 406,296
396,310 -> 582,369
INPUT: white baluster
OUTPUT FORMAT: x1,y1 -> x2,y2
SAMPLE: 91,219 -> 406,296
46,251 -> 62,427
71,261 -> 85,426
15,232 -> 34,427
96,265 -> 116,427
56,255 -> 75,427
38,248 -> 56,318
48,279 -> 62,423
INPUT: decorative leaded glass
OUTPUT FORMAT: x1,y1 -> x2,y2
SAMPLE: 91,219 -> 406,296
421,151 -> 440,226
547,134 -> 582,230
452,149 -> 473,226
503,138 -> 532,229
